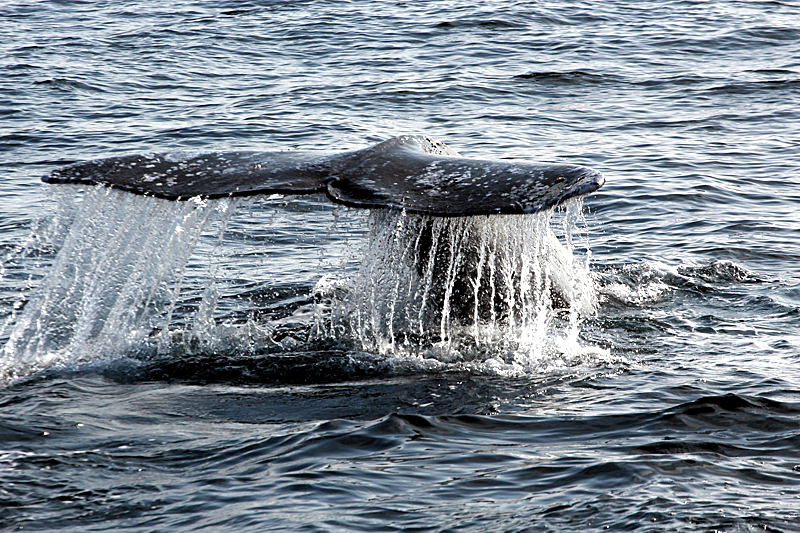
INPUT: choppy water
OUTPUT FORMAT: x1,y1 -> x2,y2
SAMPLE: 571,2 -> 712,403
2,0 -> 800,531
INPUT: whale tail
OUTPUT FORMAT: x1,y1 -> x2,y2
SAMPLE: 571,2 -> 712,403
43,135 -> 604,216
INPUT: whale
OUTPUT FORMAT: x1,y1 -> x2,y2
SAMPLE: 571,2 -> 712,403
43,135 -> 604,331
42,135 -> 604,217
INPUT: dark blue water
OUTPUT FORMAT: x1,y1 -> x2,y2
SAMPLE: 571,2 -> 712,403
2,1 -> 800,531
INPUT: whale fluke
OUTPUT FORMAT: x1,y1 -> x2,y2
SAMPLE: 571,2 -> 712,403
43,135 -> 604,216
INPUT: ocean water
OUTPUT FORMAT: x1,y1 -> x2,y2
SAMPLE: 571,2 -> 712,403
2,0 -> 800,531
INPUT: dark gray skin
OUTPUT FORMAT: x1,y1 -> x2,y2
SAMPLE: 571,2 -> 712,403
43,135 -> 603,217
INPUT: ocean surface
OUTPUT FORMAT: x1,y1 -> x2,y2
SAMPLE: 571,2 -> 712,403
2,0 -> 800,531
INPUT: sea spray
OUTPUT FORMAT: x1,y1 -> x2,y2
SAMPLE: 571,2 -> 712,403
318,198 -> 598,366
1,187 -> 599,382
0,186 -> 235,381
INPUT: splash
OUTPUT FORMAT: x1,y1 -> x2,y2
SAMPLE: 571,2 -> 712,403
318,199 -> 599,369
0,186 -> 235,382
1,186 -> 601,383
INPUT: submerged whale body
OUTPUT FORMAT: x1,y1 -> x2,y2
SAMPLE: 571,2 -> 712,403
43,135 -> 604,216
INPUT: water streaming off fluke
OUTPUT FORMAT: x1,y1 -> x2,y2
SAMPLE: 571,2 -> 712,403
1,185 -> 601,383
0,187 -> 235,381
318,203 -> 597,362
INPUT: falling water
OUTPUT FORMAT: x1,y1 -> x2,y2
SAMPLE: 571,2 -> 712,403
1,187 -> 599,382
318,199 -> 598,367
0,186 -> 235,382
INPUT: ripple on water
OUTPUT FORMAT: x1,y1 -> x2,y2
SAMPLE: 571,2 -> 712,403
1,0 -> 800,531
